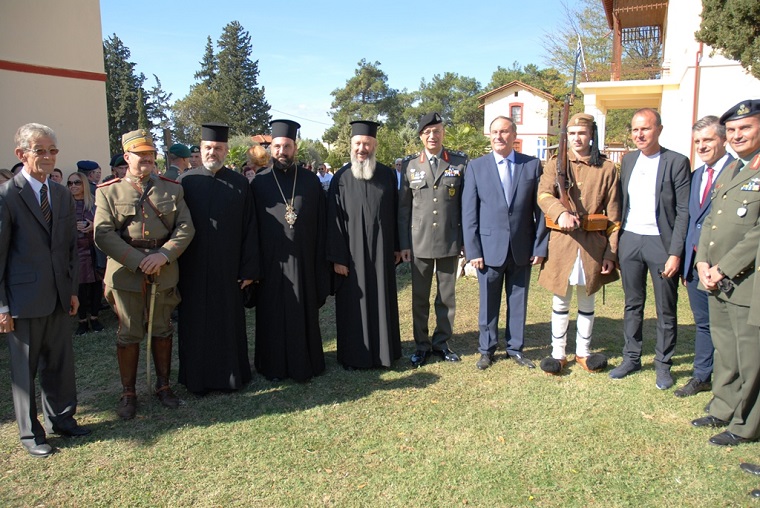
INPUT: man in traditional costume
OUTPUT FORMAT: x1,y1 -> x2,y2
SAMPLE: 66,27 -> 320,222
536,113 -> 621,375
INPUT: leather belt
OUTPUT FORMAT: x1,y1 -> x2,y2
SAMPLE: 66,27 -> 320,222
125,238 -> 167,249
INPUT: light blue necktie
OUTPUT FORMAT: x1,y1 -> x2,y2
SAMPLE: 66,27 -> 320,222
500,158 -> 512,206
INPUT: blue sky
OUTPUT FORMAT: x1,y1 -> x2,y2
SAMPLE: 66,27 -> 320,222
100,0 -> 568,139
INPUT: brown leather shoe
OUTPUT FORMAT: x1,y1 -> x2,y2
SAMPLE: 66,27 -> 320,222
117,391 -> 137,420
540,357 -> 567,375
576,354 -> 608,373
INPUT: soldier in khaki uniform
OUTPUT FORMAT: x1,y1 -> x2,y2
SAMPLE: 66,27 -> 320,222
94,129 -> 194,420
537,113 -> 621,375
693,99 -> 760,446
399,113 -> 468,367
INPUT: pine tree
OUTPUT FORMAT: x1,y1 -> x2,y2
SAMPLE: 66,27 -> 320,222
216,21 -> 271,135
194,36 -> 217,86
103,34 -> 147,154
697,0 -> 760,79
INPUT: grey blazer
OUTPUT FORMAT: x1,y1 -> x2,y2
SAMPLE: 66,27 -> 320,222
0,172 -> 78,318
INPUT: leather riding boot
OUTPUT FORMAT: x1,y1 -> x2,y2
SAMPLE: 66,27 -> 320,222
116,343 -> 139,419
152,336 -> 180,408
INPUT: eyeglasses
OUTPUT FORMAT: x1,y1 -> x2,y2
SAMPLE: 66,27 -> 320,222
67,181 -> 82,186
27,148 -> 60,156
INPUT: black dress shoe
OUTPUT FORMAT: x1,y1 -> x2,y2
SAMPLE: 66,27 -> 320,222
741,463 -> 760,476
674,377 -> 711,397
24,443 -> 54,458
410,350 -> 431,368
691,415 -> 729,428
751,489 -> 760,498
432,348 -> 460,362
508,353 -> 536,369
709,431 -> 754,447
476,353 -> 493,370
52,424 -> 92,437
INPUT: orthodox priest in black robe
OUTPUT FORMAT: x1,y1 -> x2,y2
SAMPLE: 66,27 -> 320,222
251,119 -> 328,382
327,120 -> 401,369
177,123 -> 259,394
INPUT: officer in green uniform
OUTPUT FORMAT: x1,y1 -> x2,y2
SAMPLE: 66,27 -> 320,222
399,112 -> 468,367
94,129 -> 195,420
694,99 -> 760,446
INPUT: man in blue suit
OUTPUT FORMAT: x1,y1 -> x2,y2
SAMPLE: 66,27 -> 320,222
676,115 -> 732,398
462,116 -> 549,370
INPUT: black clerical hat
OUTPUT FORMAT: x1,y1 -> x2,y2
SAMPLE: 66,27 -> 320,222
201,123 -> 229,142
270,119 -> 301,141
720,100 -> 760,125
350,120 -> 381,138
417,112 -> 442,133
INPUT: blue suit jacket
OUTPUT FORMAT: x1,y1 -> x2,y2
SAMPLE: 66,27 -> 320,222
683,154 -> 734,280
462,151 -> 548,267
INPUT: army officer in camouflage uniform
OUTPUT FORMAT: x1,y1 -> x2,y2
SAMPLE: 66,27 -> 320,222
694,99 -> 760,446
95,129 -> 194,420
399,113 -> 468,367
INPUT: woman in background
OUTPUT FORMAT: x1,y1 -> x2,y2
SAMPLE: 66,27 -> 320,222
67,172 -> 105,335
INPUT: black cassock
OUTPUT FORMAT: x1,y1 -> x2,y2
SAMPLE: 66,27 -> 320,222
178,167 -> 259,393
251,166 -> 328,381
327,162 -> 401,368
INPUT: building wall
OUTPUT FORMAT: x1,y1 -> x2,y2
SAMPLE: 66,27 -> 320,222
483,88 -> 552,160
0,0 -> 109,176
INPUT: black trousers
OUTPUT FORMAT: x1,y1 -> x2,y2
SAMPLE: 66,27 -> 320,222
618,231 -> 678,368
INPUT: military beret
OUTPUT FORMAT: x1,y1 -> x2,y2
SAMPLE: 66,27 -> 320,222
720,100 -> 760,125
122,129 -> 156,153
169,143 -> 191,158
418,112 -> 442,133
201,123 -> 229,142
190,145 -> 200,153
109,154 -> 125,167
350,120 -> 380,138
76,160 -> 100,172
568,113 -> 595,127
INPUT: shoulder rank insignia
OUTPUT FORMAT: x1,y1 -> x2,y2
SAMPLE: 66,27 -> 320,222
97,178 -> 121,188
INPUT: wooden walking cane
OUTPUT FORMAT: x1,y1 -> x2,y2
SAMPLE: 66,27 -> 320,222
145,275 -> 158,391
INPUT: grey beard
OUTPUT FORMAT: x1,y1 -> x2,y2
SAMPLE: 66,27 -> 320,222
350,152 -> 376,180
203,160 -> 223,172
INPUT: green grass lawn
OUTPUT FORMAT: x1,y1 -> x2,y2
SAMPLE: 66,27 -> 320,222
0,268 -> 756,507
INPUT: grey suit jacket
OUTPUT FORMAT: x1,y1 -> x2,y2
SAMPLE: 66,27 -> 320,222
620,147 -> 691,260
398,147 -> 467,258
0,172 -> 78,318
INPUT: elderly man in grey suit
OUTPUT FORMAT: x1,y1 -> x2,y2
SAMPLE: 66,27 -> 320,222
0,123 -> 90,458
399,113 -> 468,367
610,108 -> 691,390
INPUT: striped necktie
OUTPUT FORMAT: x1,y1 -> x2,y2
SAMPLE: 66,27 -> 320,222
40,184 -> 52,229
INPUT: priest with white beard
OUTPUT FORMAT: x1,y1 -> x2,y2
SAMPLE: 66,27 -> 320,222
327,120 -> 401,370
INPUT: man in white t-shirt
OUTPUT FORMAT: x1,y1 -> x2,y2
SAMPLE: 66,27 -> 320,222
610,108 -> 691,390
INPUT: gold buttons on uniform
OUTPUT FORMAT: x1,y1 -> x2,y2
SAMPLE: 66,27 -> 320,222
717,210 -> 722,214
433,198 -> 438,202
433,210 -> 438,215
709,241 -> 715,246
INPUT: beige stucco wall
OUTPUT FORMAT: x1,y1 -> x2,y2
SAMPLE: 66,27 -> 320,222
483,88 -> 554,160
1,0 -> 109,176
